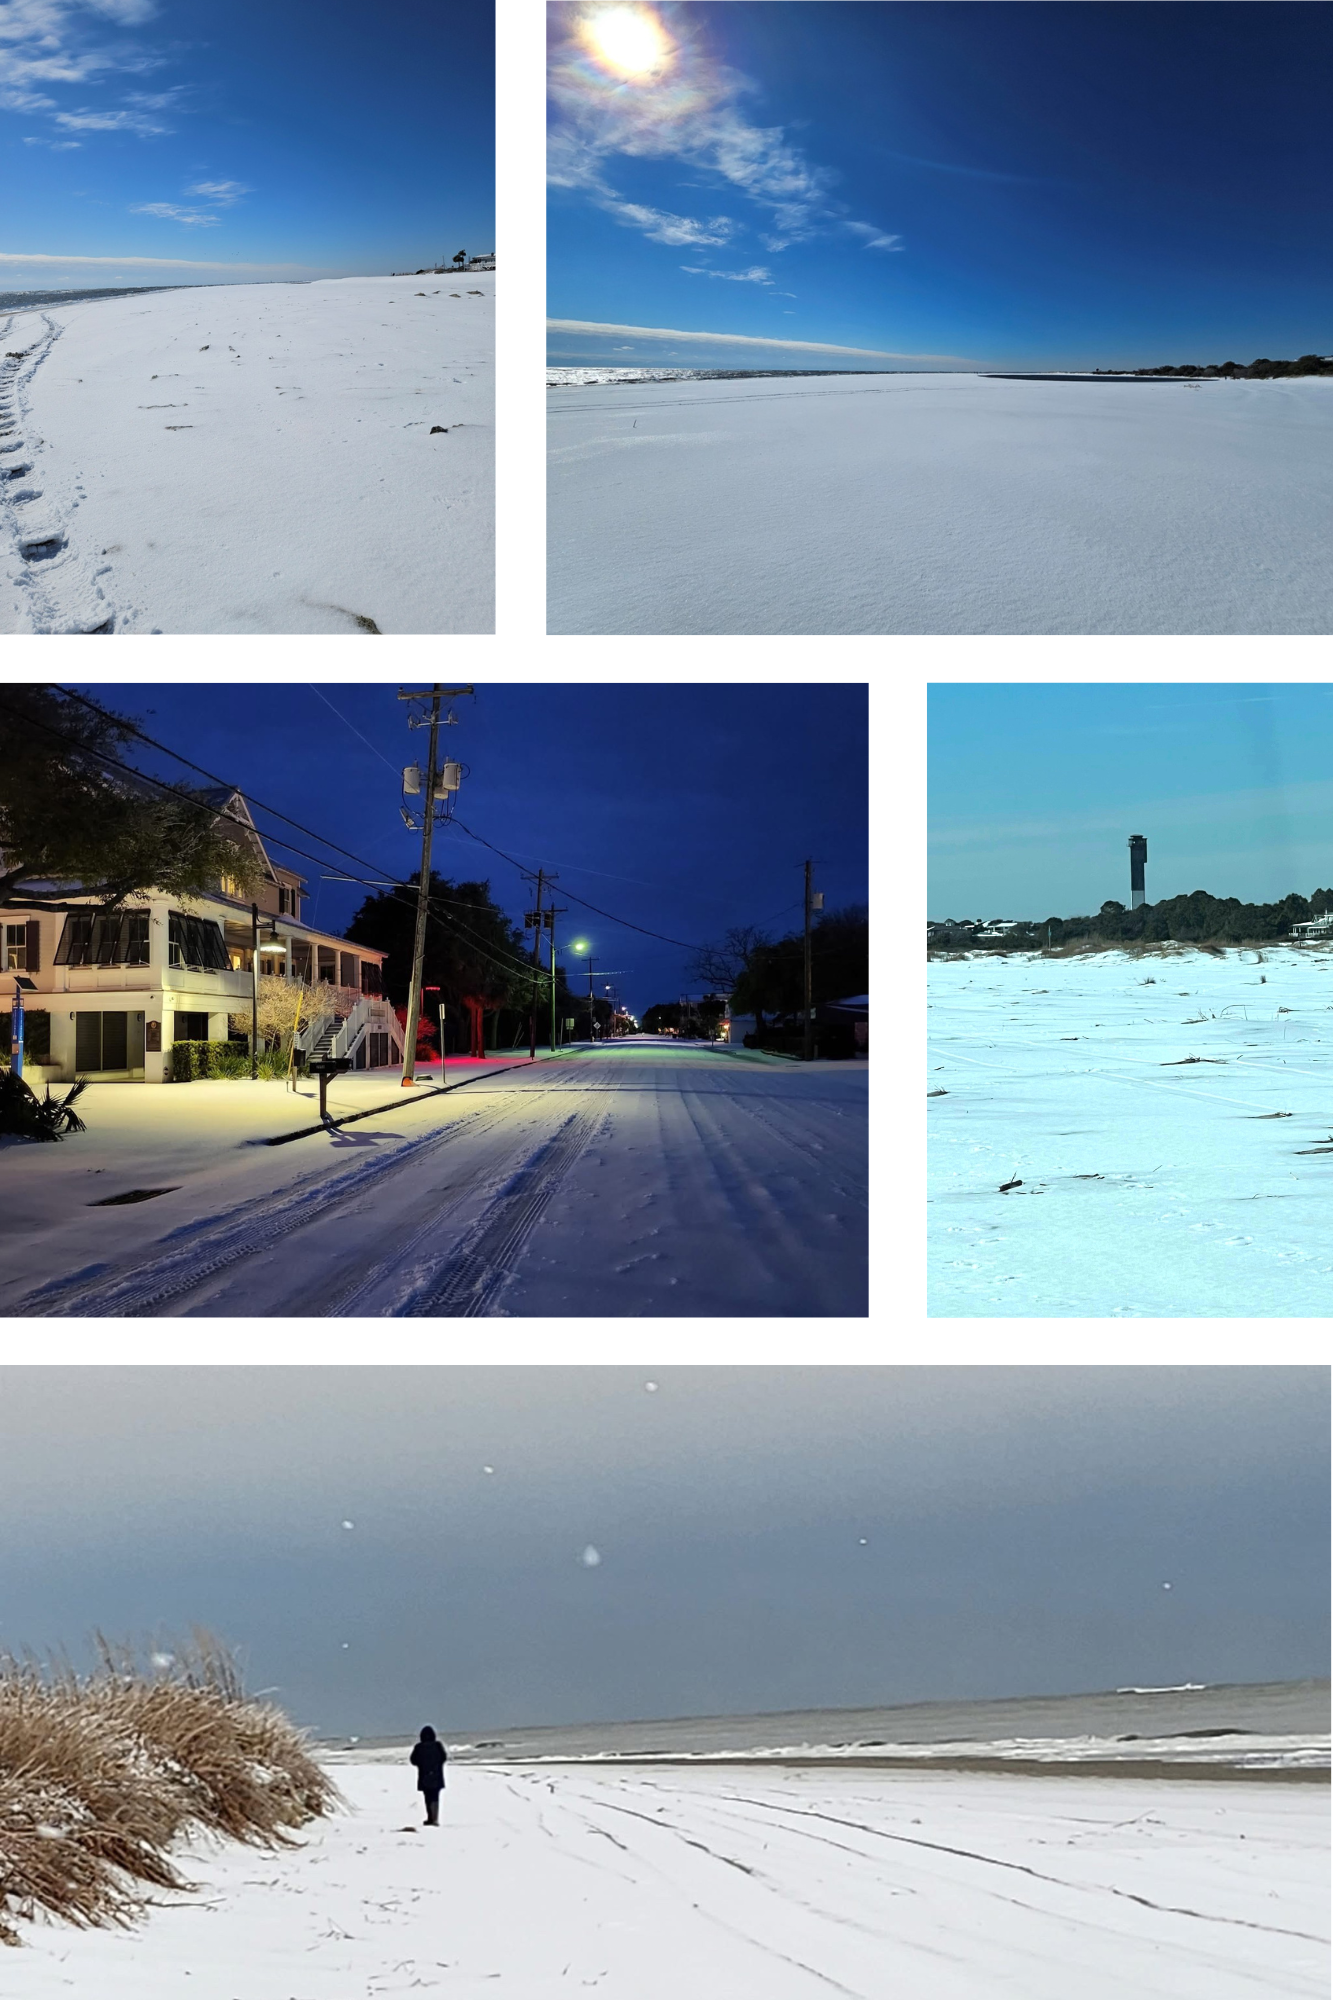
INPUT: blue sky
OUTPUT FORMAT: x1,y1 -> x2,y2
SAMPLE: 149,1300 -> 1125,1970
548,2 -> 1332,372
930,685 -> 1333,920
2,0 -> 493,290
1,1367 -> 1324,1734
85,682 -> 868,1018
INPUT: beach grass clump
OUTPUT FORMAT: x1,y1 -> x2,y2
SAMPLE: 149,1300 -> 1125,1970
0,1632 -> 339,1946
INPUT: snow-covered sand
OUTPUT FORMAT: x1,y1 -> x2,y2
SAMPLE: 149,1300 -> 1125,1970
3,1759 -> 1324,1999
2,1042 -> 868,1317
0,276 -> 493,634
929,944 -> 1333,1315
547,373 -> 1333,634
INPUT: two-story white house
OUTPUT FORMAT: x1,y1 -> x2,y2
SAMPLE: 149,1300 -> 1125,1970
2,789 -> 401,1084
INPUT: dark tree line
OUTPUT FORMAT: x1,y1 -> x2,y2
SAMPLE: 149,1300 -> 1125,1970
346,873 -> 613,1052
1096,355 -> 1332,380
642,906 -> 869,1033
931,888 -> 1333,954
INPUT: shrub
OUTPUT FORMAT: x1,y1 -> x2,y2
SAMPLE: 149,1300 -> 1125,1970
0,1071 -> 87,1141
0,1633 -> 340,1947
168,1041 -> 287,1082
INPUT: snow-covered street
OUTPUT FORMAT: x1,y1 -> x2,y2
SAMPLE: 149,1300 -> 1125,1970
929,946 -> 1333,1316
0,276 -> 493,634
3,1042 -> 867,1318
548,373 -> 1333,634
3,1757 -> 1323,2000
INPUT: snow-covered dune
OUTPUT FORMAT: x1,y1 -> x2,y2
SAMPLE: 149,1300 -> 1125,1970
930,944 -> 1333,1315
548,373 -> 1333,634
2,1760 -> 1324,1999
0,276 -> 493,634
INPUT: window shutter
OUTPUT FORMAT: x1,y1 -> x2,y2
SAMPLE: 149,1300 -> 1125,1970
25,920 -> 40,972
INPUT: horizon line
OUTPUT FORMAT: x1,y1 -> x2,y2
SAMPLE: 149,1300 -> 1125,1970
547,318 -> 970,361
0,252 -> 327,273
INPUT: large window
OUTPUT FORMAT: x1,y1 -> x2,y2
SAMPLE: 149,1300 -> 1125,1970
56,911 -> 150,967
167,914 -> 230,971
3,923 -> 28,970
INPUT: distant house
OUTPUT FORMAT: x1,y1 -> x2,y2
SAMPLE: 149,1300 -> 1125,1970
1,789 -> 401,1083
1291,914 -> 1333,941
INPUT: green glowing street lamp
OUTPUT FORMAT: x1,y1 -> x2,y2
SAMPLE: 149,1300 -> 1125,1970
570,939 -> 595,1039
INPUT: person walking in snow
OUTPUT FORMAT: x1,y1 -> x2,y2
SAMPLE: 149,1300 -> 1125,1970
410,1726 -> 448,1825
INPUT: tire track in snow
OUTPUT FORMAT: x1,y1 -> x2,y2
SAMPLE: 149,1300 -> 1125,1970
705,1789 -> 1328,1945
722,1095 -> 869,1203
539,1785 -> 870,1998
17,1098 -> 518,1317
401,1109 -> 604,1316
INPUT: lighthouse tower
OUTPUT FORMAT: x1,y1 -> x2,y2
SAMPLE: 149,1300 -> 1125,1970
1128,834 -> 1147,910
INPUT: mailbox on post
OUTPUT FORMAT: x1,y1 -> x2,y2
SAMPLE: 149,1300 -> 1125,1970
307,1055 -> 352,1124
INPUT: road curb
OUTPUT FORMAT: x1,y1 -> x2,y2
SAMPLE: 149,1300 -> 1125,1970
263,1053 -> 564,1147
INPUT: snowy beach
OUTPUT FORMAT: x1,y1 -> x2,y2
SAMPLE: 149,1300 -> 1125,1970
930,945 -> 1333,1315
548,373 -> 1333,635
3,1753 -> 1324,2000
0,276 -> 493,634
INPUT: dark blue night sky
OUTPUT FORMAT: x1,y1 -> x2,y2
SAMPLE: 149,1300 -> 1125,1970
83,682 -> 868,1017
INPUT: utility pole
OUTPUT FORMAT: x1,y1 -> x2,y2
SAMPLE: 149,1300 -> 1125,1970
524,867 -> 548,1060
547,903 -> 566,1053
398,683 -> 472,1086
802,860 -> 822,1062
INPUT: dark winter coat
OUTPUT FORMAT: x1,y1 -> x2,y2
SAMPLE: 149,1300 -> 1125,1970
410,1730 -> 448,1792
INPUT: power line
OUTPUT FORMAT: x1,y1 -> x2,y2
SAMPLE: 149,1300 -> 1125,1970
47,686 -> 752,961
5,695 -> 539,988
306,685 -> 402,776
451,816 -> 706,951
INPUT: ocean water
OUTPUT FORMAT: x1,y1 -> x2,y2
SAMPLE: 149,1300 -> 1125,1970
0,287 -> 180,313
325,1679 -> 1328,1771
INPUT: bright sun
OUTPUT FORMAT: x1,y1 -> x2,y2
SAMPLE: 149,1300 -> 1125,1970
586,5 -> 669,79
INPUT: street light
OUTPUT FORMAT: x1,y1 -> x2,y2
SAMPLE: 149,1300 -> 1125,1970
570,938 -> 595,1039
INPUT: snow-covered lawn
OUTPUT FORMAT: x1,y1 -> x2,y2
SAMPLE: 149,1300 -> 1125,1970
3,1758 -> 1323,2000
547,373 -> 1333,634
929,945 -> 1333,1315
0,276 -> 493,634
2,1043 -> 867,1317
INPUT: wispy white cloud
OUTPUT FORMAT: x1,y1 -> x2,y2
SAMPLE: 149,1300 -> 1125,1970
55,103 -> 163,132
604,198 -> 729,246
548,4 -> 899,257
131,199 -> 217,224
22,129 -> 78,144
131,176 -> 251,227
0,0 -> 171,141
548,317 -> 966,360
680,263 -> 772,285
844,221 -> 903,253
188,178 -> 250,204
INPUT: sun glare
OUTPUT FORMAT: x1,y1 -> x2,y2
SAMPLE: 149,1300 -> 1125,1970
585,5 -> 669,80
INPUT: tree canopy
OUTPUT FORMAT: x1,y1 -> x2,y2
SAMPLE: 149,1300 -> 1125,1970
0,684 -> 260,909
345,871 -> 533,1010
